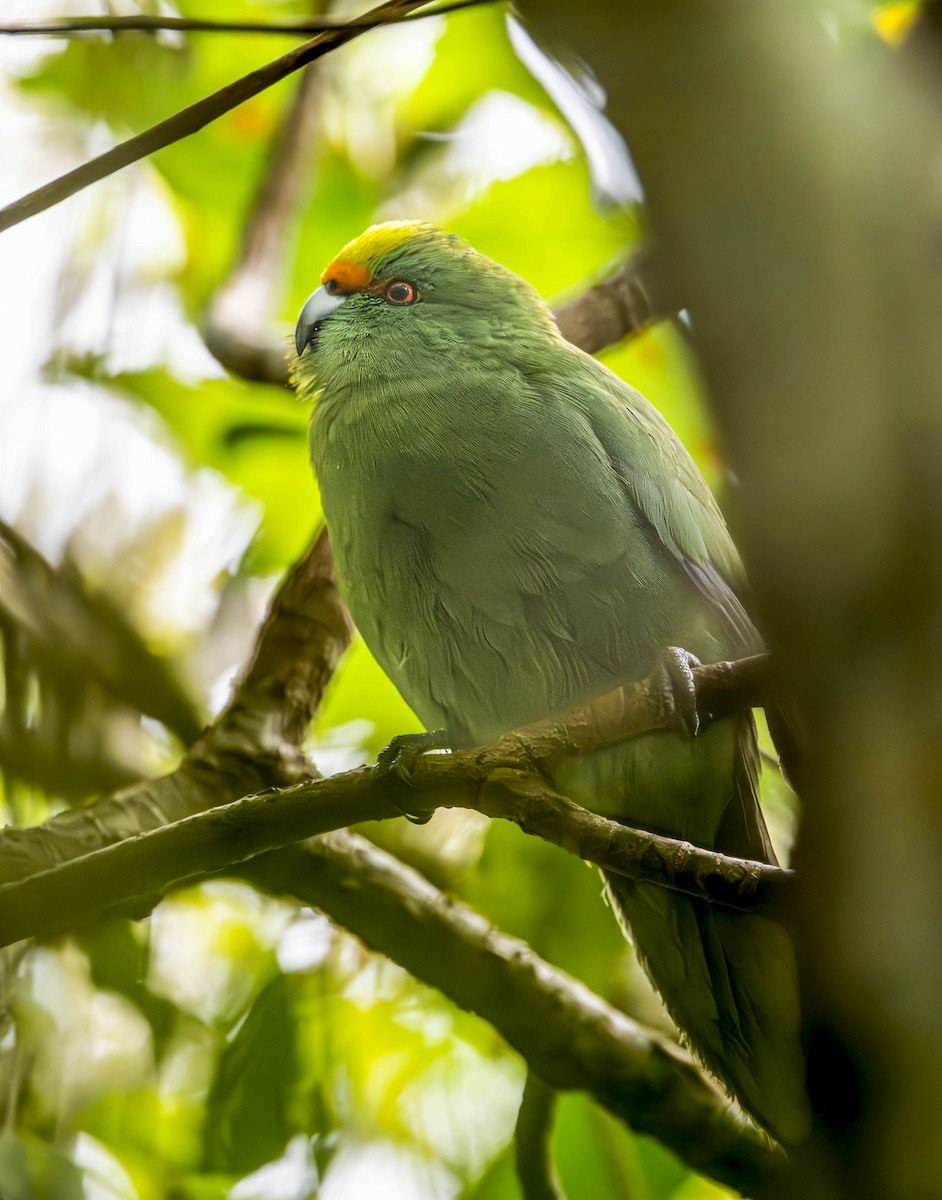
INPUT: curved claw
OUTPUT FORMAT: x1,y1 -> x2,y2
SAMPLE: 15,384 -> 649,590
653,646 -> 701,736
375,728 -> 450,824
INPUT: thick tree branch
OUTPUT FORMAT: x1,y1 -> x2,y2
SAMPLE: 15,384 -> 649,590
246,833 -> 782,1195
553,243 -> 679,355
0,654 -> 790,947
0,526 -> 351,884
0,535 -> 781,1186
0,0 -> 465,235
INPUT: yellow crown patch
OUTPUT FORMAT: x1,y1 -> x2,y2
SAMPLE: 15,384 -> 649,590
331,221 -> 433,272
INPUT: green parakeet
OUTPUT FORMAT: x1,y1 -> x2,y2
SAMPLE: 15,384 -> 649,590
294,222 -> 808,1143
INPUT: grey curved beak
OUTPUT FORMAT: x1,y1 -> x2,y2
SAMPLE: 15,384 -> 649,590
295,285 -> 348,356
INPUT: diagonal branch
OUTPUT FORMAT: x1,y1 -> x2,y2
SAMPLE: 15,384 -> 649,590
0,526 -> 351,884
246,832 -> 783,1195
0,655 -> 790,948
0,0 -> 474,235
553,242 -> 679,355
0,529 -> 781,1189
0,3 -> 489,39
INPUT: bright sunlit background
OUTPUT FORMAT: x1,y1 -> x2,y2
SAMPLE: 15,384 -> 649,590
0,0 -> 901,1196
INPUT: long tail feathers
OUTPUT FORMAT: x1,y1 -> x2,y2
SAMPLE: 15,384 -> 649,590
606,872 -> 809,1143
604,714 -> 809,1144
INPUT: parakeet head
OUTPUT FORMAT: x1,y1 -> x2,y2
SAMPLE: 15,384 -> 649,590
292,222 -> 557,397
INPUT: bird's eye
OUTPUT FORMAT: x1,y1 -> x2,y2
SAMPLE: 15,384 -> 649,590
324,278 -> 339,295
385,280 -> 416,305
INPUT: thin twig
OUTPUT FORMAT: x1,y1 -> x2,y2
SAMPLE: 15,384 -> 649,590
0,2 -> 490,38
0,0 -> 476,235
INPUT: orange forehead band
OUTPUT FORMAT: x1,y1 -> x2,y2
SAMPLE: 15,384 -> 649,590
320,259 -> 374,294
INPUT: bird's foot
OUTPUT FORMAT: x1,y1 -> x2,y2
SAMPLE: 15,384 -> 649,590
375,728 -> 451,824
651,646 -> 701,736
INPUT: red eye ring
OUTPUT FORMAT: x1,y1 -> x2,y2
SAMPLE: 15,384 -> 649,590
385,280 -> 416,305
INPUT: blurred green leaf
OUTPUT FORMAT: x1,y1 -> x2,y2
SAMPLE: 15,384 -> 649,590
78,920 -> 178,1054
554,1093 -> 690,1200
0,1131 -> 85,1200
452,160 -> 637,298
203,974 -> 301,1174
19,36 -> 192,130
461,818 -> 629,1002
404,5 -> 549,135
464,1144 -> 521,1200
0,521 -> 203,744
166,1174 -> 234,1200
107,370 -> 314,570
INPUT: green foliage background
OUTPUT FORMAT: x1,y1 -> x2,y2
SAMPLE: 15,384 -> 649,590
0,1 -> 895,1196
